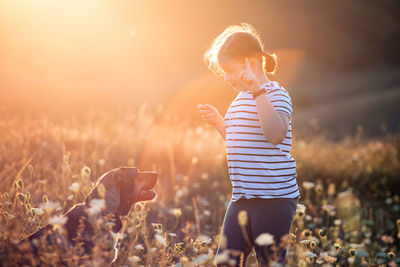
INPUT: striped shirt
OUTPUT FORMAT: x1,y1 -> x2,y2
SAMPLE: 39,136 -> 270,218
224,81 -> 300,202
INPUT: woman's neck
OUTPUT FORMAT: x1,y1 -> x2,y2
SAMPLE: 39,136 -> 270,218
253,63 -> 271,85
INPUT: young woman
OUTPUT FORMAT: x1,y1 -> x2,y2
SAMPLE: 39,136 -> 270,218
198,23 -> 300,266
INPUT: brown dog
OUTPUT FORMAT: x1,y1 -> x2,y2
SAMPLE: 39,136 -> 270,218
5,166 -> 158,266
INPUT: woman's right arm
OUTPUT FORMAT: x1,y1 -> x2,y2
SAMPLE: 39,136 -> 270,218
197,104 -> 226,141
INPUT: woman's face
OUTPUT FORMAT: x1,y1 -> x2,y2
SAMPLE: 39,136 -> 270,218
220,59 -> 248,92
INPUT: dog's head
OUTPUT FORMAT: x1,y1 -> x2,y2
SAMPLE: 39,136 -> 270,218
87,166 -> 158,216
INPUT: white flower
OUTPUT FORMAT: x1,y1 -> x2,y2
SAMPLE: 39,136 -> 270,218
49,215 -> 68,226
31,208 -> 44,216
171,208 -> 182,217
302,181 -> 315,190
128,256 -> 140,263
255,233 -> 274,246
168,233 -> 177,237
155,233 -> 167,246
197,234 -> 211,242
68,182 -> 80,193
296,203 -> 306,213
88,198 -> 105,216
39,201 -> 61,213
135,244 -> 144,250
215,250 -> 230,264
322,204 -> 335,212
305,252 -> 317,258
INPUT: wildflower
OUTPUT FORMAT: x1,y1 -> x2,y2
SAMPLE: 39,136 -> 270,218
172,208 -> 182,217
300,240 -> 310,245
318,227 -> 328,237
68,182 -> 80,193
151,223 -> 163,233
388,251 -> 395,260
49,215 -> 68,234
322,204 -> 335,213
296,203 -> 306,213
302,229 -> 312,239
302,182 -> 315,190
334,243 -> 341,251
168,233 -> 177,237
134,244 -> 144,250
135,202 -> 144,212
88,198 -> 105,216
305,252 -> 317,258
197,234 -> 211,242
238,210 -> 248,226
49,215 -> 68,226
155,233 -> 167,246
31,208 -> 44,216
255,233 -> 274,246
296,203 -> 306,219
39,201 -> 61,213
81,166 -> 91,180
334,219 -> 342,226
324,255 -> 337,263
215,249 -> 230,264
128,256 -> 141,263
298,260 -> 307,267
204,210 -> 211,216
309,240 -> 316,249
348,248 -> 356,256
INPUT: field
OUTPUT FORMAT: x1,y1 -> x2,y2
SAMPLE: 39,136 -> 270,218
0,107 -> 399,266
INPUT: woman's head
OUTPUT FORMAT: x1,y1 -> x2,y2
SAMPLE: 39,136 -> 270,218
203,23 -> 278,78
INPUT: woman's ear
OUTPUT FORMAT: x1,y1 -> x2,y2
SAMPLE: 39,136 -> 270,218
249,57 -> 260,69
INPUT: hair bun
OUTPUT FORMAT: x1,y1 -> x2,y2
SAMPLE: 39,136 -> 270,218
262,51 -> 277,74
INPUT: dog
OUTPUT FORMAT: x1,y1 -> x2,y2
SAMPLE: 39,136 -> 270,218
5,166 -> 158,266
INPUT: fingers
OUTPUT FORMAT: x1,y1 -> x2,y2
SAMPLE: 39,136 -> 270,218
245,57 -> 253,73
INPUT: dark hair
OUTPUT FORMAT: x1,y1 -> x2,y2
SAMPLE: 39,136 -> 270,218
203,23 -> 278,77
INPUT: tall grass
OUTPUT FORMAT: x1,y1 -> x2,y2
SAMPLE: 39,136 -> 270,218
0,106 -> 399,266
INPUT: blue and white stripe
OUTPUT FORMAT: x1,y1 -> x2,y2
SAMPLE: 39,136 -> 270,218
224,81 -> 300,201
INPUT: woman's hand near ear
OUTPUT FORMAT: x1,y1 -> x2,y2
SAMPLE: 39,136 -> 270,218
239,57 -> 261,93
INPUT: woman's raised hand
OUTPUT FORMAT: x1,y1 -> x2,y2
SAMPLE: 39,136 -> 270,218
239,57 -> 261,93
197,104 -> 222,125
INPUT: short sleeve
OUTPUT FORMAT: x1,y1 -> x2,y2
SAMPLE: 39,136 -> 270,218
269,88 -> 293,119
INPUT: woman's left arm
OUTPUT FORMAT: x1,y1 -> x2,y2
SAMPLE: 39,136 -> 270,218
240,57 -> 290,145
254,95 -> 289,145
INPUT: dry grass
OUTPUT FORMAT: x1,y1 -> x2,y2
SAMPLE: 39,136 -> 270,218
0,106 -> 399,266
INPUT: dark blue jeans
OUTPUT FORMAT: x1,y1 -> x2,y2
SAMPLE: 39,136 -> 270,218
215,197 -> 298,267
